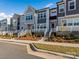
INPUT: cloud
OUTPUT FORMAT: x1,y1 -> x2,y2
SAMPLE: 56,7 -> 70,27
45,3 -> 54,8
0,12 -> 13,20
0,12 -> 13,24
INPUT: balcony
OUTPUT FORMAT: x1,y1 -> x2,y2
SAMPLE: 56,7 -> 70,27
50,16 -> 57,20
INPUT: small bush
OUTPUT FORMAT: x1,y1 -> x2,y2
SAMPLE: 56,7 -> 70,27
33,32 -> 44,37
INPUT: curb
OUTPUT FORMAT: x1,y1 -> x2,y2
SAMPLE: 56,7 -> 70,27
32,43 -> 79,59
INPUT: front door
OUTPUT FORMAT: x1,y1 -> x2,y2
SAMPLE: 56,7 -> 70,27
51,23 -> 54,28
27,24 -> 33,30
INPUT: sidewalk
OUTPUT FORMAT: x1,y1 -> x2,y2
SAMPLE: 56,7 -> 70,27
0,38 -> 79,48
27,44 -> 68,59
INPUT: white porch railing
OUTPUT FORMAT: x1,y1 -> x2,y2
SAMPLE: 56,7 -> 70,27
56,26 -> 79,32
18,30 -> 30,36
32,29 -> 45,32
44,29 -> 48,37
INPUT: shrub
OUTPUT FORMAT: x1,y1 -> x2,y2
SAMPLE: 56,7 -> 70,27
47,34 -> 54,41
74,39 -> 79,43
34,32 -> 44,37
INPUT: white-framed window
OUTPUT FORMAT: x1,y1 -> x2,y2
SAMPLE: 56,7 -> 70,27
67,20 -> 74,26
37,23 -> 46,29
74,19 -> 79,26
26,14 -> 33,20
68,0 -> 76,11
59,4 -> 65,13
63,20 -> 67,26
38,12 -> 46,19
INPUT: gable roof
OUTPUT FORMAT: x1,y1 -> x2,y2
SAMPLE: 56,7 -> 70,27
24,6 -> 36,14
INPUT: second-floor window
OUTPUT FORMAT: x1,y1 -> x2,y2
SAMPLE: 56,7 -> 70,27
68,0 -> 76,11
38,12 -> 46,19
26,14 -> 33,20
59,4 -> 65,13
38,12 -> 46,23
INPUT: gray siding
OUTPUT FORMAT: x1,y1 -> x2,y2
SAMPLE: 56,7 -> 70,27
66,0 -> 79,15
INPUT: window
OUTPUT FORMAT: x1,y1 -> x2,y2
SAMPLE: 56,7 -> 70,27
68,0 -> 76,11
74,22 -> 79,26
38,14 -> 40,18
62,20 -> 67,26
73,18 -> 79,26
26,14 -> 33,20
59,4 -> 65,13
30,15 -> 33,20
67,19 -> 74,26
68,23 -> 73,26
38,12 -> 46,19
38,12 -> 46,23
21,27 -> 23,29
4,22 -> 6,24
37,26 -> 39,29
44,13 -> 46,17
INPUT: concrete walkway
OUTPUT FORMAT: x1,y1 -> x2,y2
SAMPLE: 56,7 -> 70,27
0,38 -> 79,48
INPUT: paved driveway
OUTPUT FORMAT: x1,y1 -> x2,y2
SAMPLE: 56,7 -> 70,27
0,42 -> 42,59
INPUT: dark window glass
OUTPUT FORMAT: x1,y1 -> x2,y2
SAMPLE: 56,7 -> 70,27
44,13 -> 46,17
38,14 -> 40,18
31,15 -> 33,20
59,4 -> 64,13
21,27 -> 23,29
26,16 -> 28,20
63,20 -> 67,26
60,9 -> 64,12
74,23 -> 79,26
70,2 -> 75,9
26,15 -> 33,20
68,23 -> 73,26
41,14 -> 43,18
44,26 -> 46,28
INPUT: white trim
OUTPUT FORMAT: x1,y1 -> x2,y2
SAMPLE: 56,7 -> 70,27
58,14 -> 79,19
64,0 -> 66,16
68,0 -> 76,11
57,2 -> 64,5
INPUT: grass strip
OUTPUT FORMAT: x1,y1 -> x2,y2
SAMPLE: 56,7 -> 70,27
34,43 -> 79,57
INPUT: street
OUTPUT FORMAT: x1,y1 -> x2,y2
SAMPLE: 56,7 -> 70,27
0,42 -> 43,59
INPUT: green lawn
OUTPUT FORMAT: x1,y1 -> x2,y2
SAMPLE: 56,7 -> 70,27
34,43 -> 79,57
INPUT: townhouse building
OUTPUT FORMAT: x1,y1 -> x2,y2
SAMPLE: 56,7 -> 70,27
8,0 -> 79,36
9,14 -> 20,35
57,0 -> 79,34
0,19 -> 8,35
19,6 -> 57,36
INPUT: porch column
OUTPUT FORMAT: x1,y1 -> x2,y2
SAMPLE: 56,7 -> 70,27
46,8 -> 50,30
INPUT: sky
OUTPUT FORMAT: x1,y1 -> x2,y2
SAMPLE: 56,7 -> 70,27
0,0 -> 61,20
